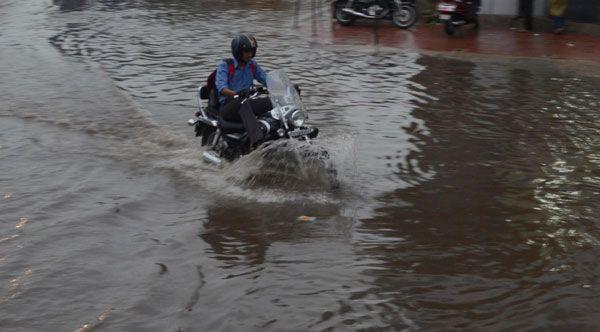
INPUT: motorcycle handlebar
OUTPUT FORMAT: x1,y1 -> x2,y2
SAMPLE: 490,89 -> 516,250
238,84 -> 301,100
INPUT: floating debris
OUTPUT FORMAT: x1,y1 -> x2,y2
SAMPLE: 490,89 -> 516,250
155,263 -> 168,275
75,308 -> 112,332
8,268 -> 33,294
4,193 -> 12,199
297,216 -> 317,222
16,218 -> 28,229
0,234 -> 19,243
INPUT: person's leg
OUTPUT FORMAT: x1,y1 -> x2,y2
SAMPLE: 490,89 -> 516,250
468,0 -> 479,19
523,0 -> 533,31
248,96 -> 273,117
552,15 -> 565,33
512,0 -> 524,27
550,0 -> 567,33
220,96 -> 273,146
238,96 -> 273,146
559,16 -> 565,29
238,99 -> 263,145
220,98 -> 242,122
518,0 -> 525,18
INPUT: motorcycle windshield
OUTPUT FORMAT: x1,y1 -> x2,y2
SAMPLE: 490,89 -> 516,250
267,70 -> 306,116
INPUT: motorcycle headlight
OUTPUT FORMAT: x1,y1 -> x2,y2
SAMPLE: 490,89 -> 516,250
290,110 -> 306,127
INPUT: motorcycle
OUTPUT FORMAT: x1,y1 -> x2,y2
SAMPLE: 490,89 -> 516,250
437,0 -> 481,36
334,0 -> 418,29
188,70 -> 320,166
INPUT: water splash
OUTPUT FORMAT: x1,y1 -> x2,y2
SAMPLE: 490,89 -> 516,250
223,135 -> 357,192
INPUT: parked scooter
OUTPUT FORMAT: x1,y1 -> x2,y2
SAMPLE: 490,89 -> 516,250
437,0 -> 481,35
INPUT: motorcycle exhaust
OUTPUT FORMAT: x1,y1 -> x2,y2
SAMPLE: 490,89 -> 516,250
202,150 -> 222,166
342,8 -> 376,19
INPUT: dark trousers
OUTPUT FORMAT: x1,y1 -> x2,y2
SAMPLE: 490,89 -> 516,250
220,96 -> 272,145
519,0 -> 534,30
468,0 -> 481,18
552,15 -> 565,30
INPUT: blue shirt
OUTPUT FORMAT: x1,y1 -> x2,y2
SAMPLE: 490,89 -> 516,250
216,58 -> 268,105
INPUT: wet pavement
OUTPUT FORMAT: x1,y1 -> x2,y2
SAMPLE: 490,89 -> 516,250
1,0 -> 600,331
304,17 -> 600,62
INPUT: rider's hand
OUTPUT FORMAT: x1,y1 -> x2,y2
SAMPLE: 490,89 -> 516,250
236,88 -> 252,99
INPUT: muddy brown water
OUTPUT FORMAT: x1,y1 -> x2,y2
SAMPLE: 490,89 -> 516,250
1,0 -> 599,331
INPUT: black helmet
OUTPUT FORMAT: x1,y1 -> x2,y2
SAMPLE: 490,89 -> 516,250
231,33 -> 257,62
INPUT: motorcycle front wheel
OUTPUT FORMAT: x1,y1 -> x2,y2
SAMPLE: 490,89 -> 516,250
335,2 -> 356,26
392,5 -> 418,29
200,126 -> 216,146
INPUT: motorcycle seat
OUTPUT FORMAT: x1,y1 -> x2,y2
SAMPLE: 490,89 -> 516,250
218,116 -> 246,133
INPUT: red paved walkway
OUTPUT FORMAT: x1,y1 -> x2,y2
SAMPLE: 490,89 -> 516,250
301,20 -> 600,62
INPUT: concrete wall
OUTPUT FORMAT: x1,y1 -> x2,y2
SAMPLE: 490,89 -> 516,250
478,0 -> 599,23
565,1 -> 600,23
479,0 -> 547,16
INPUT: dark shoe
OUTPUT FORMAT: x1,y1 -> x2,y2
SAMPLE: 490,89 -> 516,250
250,142 -> 262,152
509,16 -> 521,28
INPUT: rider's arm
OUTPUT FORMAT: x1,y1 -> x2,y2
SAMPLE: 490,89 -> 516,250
216,61 -> 237,97
254,62 -> 268,87
221,87 -> 237,97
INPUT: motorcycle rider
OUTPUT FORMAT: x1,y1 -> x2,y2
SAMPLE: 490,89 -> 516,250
216,34 -> 271,147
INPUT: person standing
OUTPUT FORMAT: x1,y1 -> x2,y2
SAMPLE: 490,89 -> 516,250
512,0 -> 534,31
549,0 -> 568,34
418,0 -> 440,23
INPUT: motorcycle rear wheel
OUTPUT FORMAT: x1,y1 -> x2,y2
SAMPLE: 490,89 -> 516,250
393,5 -> 418,29
335,2 -> 356,26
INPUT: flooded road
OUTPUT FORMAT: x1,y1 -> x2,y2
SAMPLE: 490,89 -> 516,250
1,0 -> 599,330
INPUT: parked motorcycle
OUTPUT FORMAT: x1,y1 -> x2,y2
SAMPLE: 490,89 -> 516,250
334,0 -> 418,29
188,70 -> 320,166
437,0 -> 481,36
